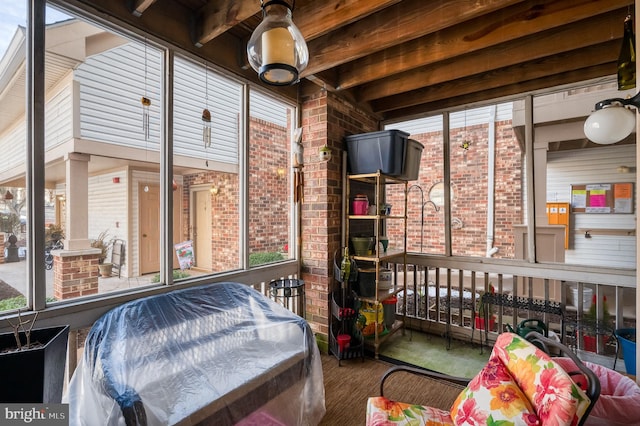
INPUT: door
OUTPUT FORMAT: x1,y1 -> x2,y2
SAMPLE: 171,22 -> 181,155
139,184 -> 160,274
194,189 -> 212,270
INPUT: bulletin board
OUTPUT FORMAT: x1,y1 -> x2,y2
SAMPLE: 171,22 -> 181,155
570,183 -> 634,214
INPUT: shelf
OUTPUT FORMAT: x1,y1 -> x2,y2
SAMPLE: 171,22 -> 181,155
356,286 -> 404,304
363,320 -> 404,352
348,172 -> 408,185
352,248 -> 405,263
344,170 -> 407,360
348,214 -> 405,220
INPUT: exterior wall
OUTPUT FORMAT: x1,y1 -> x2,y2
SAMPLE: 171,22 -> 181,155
180,171 -> 240,272
301,90 -> 378,342
88,169 -> 129,273
547,145 -> 637,268
74,44 -> 241,167
45,83 -> 74,149
386,119 -> 522,258
248,116 -> 290,254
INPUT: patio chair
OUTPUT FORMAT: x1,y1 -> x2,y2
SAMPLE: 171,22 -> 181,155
366,332 -> 600,426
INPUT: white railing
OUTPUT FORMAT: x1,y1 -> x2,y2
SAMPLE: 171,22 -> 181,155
389,254 -> 635,357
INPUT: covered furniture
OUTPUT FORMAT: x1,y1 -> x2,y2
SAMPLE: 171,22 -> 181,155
65,282 -> 325,425
366,332 -> 600,426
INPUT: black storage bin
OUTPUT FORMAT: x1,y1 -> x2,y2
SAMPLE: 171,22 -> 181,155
400,139 -> 424,181
345,130 -> 409,176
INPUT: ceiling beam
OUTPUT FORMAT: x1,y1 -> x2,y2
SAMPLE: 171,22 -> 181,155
130,0 -> 157,18
194,0 -> 260,47
382,64 -> 615,121
358,12 -> 624,102
294,0 -> 402,39
339,0 -> 630,90
300,0 -> 524,77
371,45 -> 617,113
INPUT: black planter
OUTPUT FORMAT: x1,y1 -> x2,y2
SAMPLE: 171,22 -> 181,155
0,325 -> 69,403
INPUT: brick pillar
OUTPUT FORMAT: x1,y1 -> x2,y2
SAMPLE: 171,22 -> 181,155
53,249 -> 101,300
300,90 -> 378,351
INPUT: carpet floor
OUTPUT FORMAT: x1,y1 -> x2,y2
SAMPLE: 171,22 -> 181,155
319,351 -> 465,425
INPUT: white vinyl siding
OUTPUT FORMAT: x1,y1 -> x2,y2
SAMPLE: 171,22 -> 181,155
547,145 -> 637,268
250,90 -> 289,128
88,169 -> 129,274
0,122 -> 26,176
173,56 -> 240,164
0,83 -> 73,175
45,83 -> 73,148
75,42 -> 163,150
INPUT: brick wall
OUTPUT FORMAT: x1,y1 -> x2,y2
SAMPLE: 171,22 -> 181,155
248,117 -> 290,254
53,252 -> 100,299
386,120 -> 522,258
179,117 -> 290,271
181,171 -> 240,271
300,90 -> 378,342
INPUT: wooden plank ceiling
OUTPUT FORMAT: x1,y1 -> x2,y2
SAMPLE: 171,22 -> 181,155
76,0 -> 633,127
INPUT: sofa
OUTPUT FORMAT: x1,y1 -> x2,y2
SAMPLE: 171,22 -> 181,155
65,282 -> 325,425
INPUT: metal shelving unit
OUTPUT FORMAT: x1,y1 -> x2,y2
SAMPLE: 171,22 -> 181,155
345,171 -> 407,358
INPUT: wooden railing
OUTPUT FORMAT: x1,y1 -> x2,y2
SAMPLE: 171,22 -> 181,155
388,254 -> 635,355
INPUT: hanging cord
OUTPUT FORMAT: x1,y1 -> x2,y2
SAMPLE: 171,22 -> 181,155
141,38 -> 151,141
203,62 -> 212,166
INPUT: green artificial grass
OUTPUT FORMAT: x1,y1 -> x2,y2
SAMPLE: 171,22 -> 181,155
378,330 -> 490,379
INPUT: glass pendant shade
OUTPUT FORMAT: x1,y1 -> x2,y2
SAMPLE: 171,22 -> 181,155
247,0 -> 308,86
584,103 -> 636,145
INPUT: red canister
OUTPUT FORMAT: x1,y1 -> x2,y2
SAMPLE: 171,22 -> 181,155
352,194 -> 369,215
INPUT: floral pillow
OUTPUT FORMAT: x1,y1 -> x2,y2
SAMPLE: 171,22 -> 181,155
450,357 -> 540,426
492,333 -> 591,426
366,396 -> 454,426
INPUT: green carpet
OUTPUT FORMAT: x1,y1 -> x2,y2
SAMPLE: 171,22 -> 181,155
378,330 -> 490,379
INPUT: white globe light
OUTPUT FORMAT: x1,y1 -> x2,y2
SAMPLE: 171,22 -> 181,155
584,104 -> 636,145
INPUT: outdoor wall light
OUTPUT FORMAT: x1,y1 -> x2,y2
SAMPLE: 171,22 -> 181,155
247,0 -> 308,86
210,185 -> 219,196
584,92 -> 640,145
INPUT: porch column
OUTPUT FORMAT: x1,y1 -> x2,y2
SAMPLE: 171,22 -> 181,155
53,152 -> 100,300
64,152 -> 91,250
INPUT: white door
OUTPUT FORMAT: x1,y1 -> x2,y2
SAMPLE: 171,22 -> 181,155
194,190 -> 212,270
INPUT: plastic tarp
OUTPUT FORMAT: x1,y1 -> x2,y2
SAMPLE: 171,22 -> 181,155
64,282 -> 325,425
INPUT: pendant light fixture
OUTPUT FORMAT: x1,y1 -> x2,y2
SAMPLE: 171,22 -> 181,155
584,13 -> 637,145
247,0 -> 308,86
584,93 -> 639,145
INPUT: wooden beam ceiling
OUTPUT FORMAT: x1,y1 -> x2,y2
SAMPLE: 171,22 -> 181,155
68,0 -> 634,142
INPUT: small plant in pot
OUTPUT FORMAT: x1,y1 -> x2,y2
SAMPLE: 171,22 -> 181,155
475,284 -> 496,330
0,311 -> 69,403
91,229 -> 114,277
582,294 -> 612,352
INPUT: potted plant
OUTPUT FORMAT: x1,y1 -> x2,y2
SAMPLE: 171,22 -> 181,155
475,284 -> 496,330
582,294 -> 612,352
91,229 -> 114,277
0,311 -> 69,402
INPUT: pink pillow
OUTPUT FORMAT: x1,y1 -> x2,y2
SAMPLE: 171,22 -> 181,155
555,357 -> 640,426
